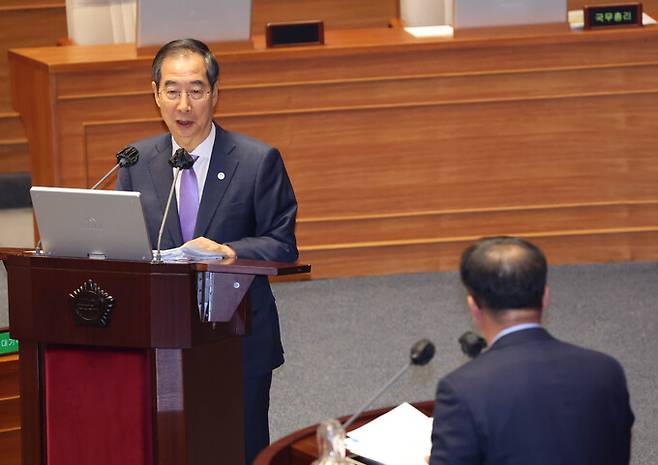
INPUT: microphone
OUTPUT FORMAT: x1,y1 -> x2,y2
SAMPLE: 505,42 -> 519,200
410,338 -> 435,366
154,148 -> 196,262
90,146 -> 140,190
342,339 -> 435,430
458,331 -> 487,358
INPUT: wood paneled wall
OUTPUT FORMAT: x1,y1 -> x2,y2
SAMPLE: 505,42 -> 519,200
3,0 -> 658,175
0,1 -> 67,173
0,354 -> 20,465
9,26 -> 658,278
252,0 -> 398,32
0,0 -> 397,175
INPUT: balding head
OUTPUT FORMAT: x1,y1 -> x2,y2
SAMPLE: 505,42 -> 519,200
460,236 -> 547,313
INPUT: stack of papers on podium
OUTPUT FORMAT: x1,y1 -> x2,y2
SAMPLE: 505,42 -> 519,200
158,245 -> 224,262
345,403 -> 432,465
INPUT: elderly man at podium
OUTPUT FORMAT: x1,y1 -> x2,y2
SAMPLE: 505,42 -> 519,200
116,38 -> 298,465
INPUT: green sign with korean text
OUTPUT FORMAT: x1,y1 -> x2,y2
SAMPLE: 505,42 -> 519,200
0,331 -> 19,355
584,3 -> 643,29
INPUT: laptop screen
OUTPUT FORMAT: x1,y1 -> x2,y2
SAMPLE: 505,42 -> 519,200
30,187 -> 153,261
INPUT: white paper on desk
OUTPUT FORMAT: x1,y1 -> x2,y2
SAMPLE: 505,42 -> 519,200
345,402 -> 432,465
157,245 -> 224,262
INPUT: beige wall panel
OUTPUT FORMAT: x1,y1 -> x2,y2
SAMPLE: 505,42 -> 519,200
84,120 -> 167,187
0,355 -> 19,465
300,231 -> 658,278
58,95 -> 159,122
217,34 -> 658,86
54,95 -> 162,185
0,356 -> 19,399
252,0 -> 398,31
0,7 -> 66,111
0,143 -> 29,174
532,231 -> 658,263
57,95 -> 159,130
297,203 -> 658,246
56,62 -> 658,125
0,428 -> 20,465
0,115 -> 25,141
0,397 -> 20,431
220,94 -> 658,217
9,60 -> 56,185
300,241 -> 465,278
0,3 -> 66,174
80,97 -> 658,218
56,65 -> 151,97
218,64 -> 658,114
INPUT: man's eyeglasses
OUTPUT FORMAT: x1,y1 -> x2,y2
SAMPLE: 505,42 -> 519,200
159,89 -> 212,101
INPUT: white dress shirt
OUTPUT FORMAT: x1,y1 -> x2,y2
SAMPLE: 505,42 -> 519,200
490,322 -> 542,346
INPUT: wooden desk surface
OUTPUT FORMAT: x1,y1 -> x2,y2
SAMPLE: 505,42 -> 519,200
10,25 -> 658,68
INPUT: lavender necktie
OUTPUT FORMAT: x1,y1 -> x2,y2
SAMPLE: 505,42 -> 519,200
178,156 -> 199,243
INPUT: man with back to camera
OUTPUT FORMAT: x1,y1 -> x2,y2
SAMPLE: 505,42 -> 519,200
116,38 -> 298,465
429,236 -> 634,465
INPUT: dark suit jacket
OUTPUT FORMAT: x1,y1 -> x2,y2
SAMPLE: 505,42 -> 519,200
116,123 -> 298,375
430,328 -> 634,465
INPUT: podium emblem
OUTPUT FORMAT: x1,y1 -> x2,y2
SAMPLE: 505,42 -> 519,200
69,279 -> 115,327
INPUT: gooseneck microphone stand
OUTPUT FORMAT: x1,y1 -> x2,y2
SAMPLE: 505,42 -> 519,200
153,148 -> 196,263
342,339 -> 435,430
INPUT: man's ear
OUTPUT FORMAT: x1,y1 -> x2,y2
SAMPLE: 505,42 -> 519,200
467,295 -> 482,324
152,81 -> 161,108
211,83 -> 219,107
541,286 -> 550,311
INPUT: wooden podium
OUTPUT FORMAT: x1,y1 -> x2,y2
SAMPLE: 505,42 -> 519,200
0,249 -> 309,465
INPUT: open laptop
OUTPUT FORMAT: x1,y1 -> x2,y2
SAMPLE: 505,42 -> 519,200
30,187 -> 153,261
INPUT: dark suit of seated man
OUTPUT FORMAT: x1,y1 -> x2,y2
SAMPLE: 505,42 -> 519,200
116,38 -> 298,465
430,236 -> 634,465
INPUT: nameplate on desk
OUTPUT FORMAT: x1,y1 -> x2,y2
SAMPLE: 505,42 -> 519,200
583,3 -> 643,29
266,20 -> 325,48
